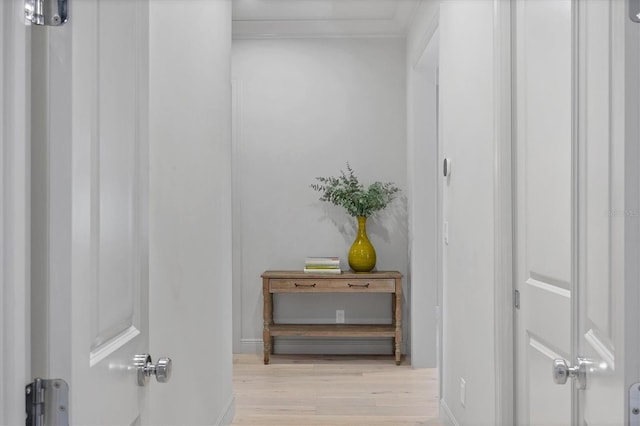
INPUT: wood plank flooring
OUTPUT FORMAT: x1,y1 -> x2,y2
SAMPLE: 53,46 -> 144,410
232,354 -> 441,425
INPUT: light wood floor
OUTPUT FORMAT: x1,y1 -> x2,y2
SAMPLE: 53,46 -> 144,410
232,354 -> 441,426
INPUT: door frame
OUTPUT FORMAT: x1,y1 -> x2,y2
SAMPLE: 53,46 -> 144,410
494,0 -> 514,424
624,0 -> 640,421
0,0 -> 30,424
408,2 -> 439,370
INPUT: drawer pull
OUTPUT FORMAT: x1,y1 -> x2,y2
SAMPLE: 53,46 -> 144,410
348,283 -> 370,288
294,283 -> 316,287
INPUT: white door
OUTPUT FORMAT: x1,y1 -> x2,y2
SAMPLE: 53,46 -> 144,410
514,0 -> 573,423
515,0 -> 628,424
574,0 -> 625,424
30,0 -> 154,423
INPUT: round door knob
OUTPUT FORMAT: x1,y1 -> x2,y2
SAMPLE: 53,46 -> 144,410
135,354 -> 172,386
553,359 -> 570,384
552,357 -> 587,390
154,357 -> 172,383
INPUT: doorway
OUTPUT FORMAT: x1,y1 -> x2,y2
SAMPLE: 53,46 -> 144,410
408,25 -> 440,370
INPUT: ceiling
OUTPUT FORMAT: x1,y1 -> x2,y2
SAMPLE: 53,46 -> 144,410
232,0 -> 421,39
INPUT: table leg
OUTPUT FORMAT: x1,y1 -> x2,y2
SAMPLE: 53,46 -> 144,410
263,332 -> 270,365
391,293 -> 396,355
395,281 -> 402,365
263,280 -> 272,365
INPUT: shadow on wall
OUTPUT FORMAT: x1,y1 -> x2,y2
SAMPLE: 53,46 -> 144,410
313,196 -> 409,250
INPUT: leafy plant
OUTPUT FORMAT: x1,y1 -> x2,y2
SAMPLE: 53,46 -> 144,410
311,163 -> 400,218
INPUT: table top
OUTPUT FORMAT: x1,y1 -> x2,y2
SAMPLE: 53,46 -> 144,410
261,270 -> 402,279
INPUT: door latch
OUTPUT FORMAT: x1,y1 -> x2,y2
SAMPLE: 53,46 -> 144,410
26,378 -> 69,426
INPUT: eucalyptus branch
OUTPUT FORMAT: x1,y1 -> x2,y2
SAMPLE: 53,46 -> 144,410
311,163 -> 400,218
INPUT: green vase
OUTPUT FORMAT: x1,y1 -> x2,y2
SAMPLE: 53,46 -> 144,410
348,216 -> 376,273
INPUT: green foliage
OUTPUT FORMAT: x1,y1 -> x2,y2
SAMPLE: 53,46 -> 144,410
310,163 -> 400,218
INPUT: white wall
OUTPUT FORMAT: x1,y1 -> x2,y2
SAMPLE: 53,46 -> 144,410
438,1 -> 499,424
149,1 -> 234,424
232,38 -> 408,355
405,0 -> 440,368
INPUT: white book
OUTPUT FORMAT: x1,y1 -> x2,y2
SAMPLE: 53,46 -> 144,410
303,268 -> 342,274
305,257 -> 340,267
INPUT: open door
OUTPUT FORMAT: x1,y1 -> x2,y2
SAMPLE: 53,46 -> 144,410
514,0 -> 573,423
516,0 -> 633,424
570,0 -> 627,423
14,1 -> 235,423
30,0 -> 164,423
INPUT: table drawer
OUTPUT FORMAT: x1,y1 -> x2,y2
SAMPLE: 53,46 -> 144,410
269,278 -> 395,293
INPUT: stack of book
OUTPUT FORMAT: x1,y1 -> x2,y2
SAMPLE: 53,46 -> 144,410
303,257 -> 341,274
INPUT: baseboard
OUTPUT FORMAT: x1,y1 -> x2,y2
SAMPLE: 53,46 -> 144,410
440,399 -> 460,426
239,337 -> 403,355
239,338 -> 264,354
215,394 -> 235,426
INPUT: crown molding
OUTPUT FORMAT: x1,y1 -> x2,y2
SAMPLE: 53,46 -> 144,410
232,0 -> 419,39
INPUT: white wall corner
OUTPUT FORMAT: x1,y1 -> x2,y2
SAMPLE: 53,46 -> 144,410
407,0 -> 440,67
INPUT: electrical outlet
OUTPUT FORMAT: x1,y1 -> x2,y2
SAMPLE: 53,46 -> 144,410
460,378 -> 466,407
336,310 -> 345,323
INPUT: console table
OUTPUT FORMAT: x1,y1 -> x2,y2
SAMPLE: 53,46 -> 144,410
261,270 -> 403,365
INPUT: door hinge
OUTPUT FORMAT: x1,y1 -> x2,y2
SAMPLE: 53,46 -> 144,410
26,378 -> 69,426
514,289 -> 520,309
25,0 -> 68,26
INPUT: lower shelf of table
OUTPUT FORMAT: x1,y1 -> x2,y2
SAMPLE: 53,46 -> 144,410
268,324 -> 396,337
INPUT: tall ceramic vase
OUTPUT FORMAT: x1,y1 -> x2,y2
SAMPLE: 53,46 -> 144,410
348,216 -> 376,272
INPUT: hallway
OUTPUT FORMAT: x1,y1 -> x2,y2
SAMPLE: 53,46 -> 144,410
232,354 -> 440,425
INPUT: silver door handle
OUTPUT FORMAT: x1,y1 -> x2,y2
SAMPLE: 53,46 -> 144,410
552,357 -> 587,390
135,354 -> 172,386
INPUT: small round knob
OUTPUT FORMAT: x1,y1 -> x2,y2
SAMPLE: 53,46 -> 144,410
552,357 -> 588,389
154,357 -> 172,383
553,359 -> 569,384
135,354 -> 173,386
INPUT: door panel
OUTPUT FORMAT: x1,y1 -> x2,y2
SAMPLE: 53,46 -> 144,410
31,0 -> 150,423
527,340 -> 571,425
73,0 -> 149,422
92,0 -> 144,358
514,0 -> 573,424
577,0 -> 624,424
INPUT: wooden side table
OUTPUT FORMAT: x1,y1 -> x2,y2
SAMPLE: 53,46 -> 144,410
261,270 -> 403,365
